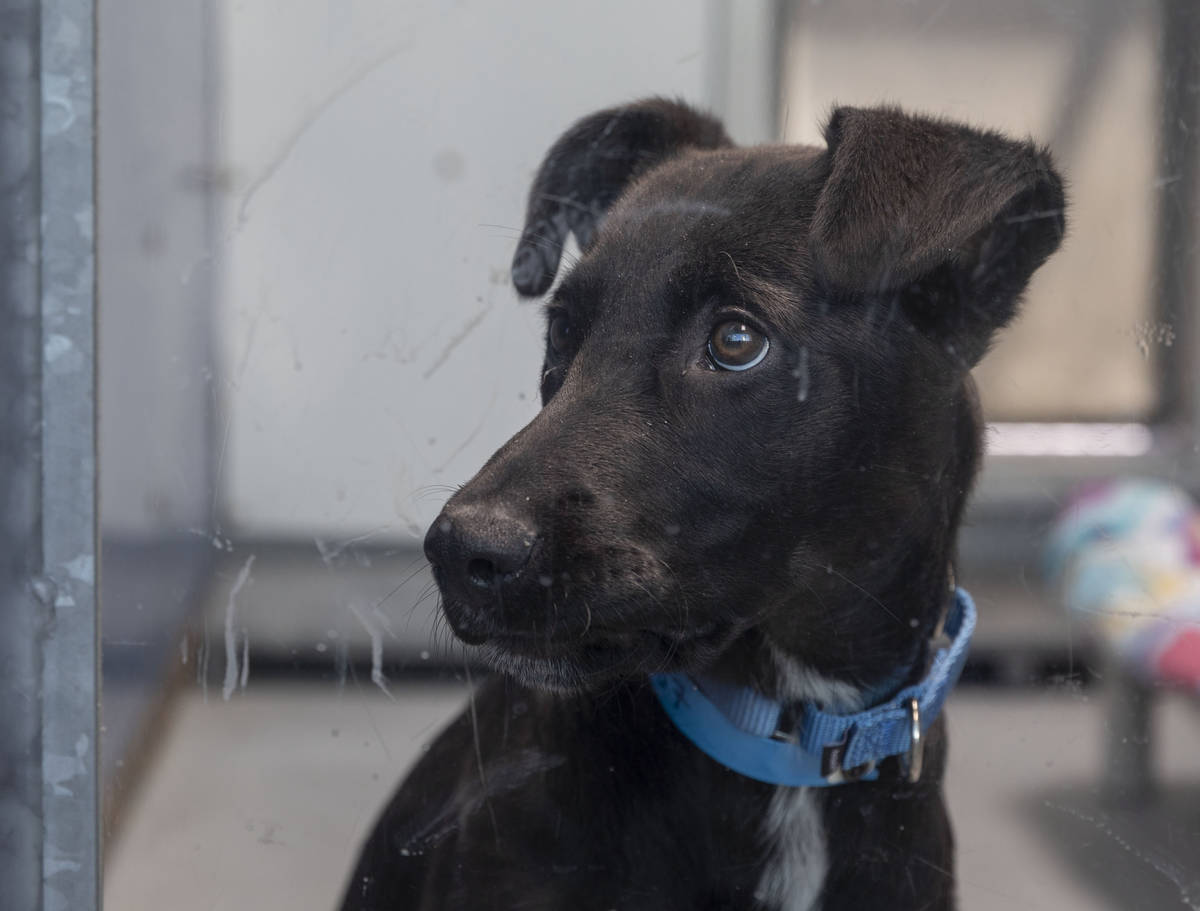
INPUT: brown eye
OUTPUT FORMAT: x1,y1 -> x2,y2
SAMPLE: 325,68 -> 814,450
707,320 -> 769,371
548,312 -> 572,354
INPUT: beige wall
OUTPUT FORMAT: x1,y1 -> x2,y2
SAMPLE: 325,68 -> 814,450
780,1 -> 1161,421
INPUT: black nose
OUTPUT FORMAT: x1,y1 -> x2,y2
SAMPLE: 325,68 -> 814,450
424,504 -> 538,612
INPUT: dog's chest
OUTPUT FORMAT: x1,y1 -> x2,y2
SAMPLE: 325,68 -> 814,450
753,787 -> 828,911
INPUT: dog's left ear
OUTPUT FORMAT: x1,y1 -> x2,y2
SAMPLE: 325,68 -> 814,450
810,106 -> 1065,367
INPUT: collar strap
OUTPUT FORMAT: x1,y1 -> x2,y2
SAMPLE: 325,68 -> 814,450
650,587 -> 976,787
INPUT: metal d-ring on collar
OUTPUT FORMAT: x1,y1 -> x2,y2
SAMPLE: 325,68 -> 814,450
899,697 -> 922,784
649,587 -> 976,788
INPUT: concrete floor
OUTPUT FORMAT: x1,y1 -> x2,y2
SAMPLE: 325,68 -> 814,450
103,683 -> 1200,911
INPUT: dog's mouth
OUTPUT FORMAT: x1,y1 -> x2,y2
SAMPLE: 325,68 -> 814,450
464,618 -> 730,692
428,523 -> 740,690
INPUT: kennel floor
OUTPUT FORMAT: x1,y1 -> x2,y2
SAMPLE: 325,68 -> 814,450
103,682 -> 1200,911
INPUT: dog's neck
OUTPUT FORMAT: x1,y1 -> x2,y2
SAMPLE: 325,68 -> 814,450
727,380 -> 981,710
707,556 -> 958,714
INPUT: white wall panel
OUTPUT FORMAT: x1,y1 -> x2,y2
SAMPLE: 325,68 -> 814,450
217,0 -> 718,539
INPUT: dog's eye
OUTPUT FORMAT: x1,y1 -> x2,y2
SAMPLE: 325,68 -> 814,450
548,312 -> 572,355
707,321 -> 769,371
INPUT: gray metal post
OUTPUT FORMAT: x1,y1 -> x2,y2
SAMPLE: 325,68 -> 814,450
1155,0 -> 1200,430
0,4 -> 49,907
0,0 -> 99,908
1101,664 -> 1155,805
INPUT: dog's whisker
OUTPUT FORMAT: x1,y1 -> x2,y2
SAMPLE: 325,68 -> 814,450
399,581 -> 440,640
372,560 -> 432,615
530,192 -> 596,215
412,483 -> 460,498
479,222 -> 581,268
796,560 -> 904,626
462,658 -> 501,850
646,555 -> 694,644
407,578 -> 440,610
530,232 -> 581,268
515,231 -> 580,267
416,587 -> 440,618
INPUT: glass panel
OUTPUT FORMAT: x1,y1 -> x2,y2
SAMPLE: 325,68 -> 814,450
95,3 -> 1200,911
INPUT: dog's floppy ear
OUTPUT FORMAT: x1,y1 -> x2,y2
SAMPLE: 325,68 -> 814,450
810,106 -> 1065,366
511,98 -> 732,297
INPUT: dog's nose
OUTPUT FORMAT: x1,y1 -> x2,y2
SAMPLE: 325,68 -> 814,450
424,504 -> 538,611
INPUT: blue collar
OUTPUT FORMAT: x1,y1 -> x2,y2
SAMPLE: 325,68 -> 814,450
650,587 -> 976,787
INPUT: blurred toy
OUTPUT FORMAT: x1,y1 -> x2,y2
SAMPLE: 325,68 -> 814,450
1047,478 -> 1200,691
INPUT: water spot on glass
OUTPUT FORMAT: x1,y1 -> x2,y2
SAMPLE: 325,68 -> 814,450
139,221 -> 167,257
792,346 -> 810,402
432,148 -> 465,181
1128,320 -> 1176,358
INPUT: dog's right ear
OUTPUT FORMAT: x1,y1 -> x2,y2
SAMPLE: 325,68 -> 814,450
511,98 -> 732,297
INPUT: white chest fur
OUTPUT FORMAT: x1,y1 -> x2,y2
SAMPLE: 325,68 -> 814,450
754,649 -> 865,910
754,787 -> 827,911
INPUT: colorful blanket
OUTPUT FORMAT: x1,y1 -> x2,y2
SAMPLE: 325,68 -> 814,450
1046,478 -> 1200,689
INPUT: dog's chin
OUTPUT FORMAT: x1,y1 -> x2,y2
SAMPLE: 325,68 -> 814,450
471,624 -> 732,694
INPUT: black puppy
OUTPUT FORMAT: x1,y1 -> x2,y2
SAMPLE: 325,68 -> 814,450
342,99 -> 1064,910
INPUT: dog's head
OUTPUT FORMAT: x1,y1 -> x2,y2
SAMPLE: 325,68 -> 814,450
425,99 -> 1064,693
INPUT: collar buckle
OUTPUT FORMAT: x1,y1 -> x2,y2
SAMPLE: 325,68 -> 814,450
819,727 -> 877,783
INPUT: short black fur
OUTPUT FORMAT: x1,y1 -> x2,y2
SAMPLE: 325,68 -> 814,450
341,98 -> 1065,910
